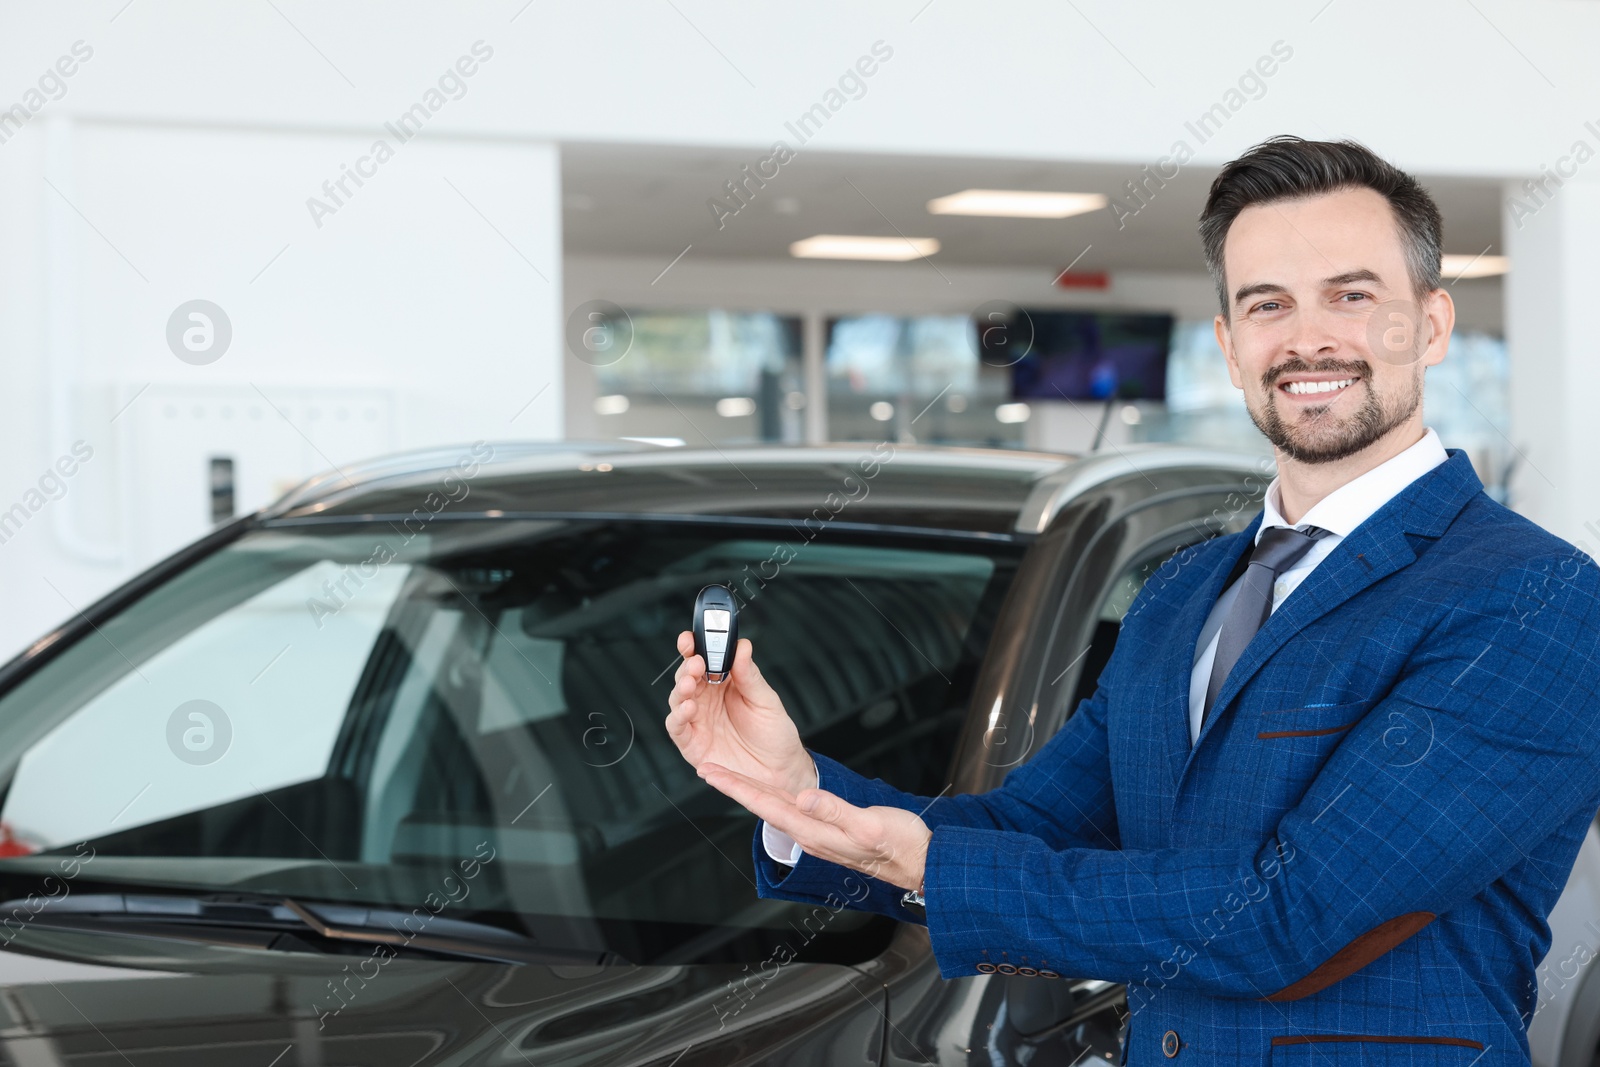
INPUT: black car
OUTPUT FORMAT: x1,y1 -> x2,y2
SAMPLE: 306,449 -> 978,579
0,437 -> 1266,1066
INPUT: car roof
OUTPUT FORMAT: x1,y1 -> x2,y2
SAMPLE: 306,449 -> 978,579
263,439 -> 1273,537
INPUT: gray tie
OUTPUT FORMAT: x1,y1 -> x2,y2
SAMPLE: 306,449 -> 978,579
1202,524 -> 1332,728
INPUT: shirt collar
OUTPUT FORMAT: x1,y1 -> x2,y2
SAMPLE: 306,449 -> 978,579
1257,426 -> 1449,543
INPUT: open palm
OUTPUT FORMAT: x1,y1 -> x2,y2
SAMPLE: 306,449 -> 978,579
666,630 -> 814,797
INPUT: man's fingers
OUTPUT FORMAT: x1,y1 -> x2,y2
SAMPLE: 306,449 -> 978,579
667,643 -> 703,727
795,783 -> 832,818
667,666 -> 692,707
698,762 -> 864,861
700,761 -> 789,804
670,666 -> 697,701
675,631 -> 699,668
671,649 -> 704,696
731,638 -> 761,683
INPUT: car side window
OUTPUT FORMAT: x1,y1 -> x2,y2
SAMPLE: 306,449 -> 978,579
1069,537 -> 1207,715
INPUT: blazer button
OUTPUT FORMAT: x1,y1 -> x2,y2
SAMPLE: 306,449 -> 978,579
1162,1029 -> 1180,1058
976,962 -> 996,973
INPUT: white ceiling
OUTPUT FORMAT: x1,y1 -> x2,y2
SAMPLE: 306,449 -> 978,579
561,142 -> 1506,274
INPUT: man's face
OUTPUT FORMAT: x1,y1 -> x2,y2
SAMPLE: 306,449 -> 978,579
1212,186 -> 1452,464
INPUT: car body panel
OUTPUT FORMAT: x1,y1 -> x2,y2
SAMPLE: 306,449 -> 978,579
0,440 -> 1280,1066
0,951 -> 885,1066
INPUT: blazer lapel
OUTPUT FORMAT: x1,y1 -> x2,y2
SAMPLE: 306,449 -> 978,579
1176,448 -> 1485,781
1157,518 -> 1260,795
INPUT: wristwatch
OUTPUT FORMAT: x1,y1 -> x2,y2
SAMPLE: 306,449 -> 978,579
900,878 -> 926,909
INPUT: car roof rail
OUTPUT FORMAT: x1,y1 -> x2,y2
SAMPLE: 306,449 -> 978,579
261,437 -> 1269,532
261,438 -> 668,518
1014,444 -> 1274,534
261,439 -> 1081,519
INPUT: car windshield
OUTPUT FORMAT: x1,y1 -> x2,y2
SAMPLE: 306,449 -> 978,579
0,517 -> 1021,966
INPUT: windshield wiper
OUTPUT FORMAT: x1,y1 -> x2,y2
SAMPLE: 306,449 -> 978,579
274,897 -> 624,966
0,892 -> 624,967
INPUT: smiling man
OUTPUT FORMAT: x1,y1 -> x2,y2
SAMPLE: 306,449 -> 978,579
666,135 -> 1600,1065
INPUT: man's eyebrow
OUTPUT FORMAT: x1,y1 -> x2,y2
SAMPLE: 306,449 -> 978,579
1231,269 -> 1389,308
1322,269 -> 1385,288
1232,281 -> 1287,307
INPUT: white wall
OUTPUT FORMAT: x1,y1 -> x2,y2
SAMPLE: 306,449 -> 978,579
0,117 -> 562,660
1504,174 -> 1600,550
3,2 -> 1596,175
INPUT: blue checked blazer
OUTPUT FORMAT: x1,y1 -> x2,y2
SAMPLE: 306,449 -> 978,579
752,447 -> 1600,1065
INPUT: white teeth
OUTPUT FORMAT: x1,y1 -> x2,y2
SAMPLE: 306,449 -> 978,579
1284,378 -> 1356,395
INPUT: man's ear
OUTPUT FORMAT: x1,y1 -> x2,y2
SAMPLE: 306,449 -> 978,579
1215,313 -> 1244,389
1418,286 -> 1454,369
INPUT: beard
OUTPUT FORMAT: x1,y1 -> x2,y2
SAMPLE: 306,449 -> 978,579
1246,356 -> 1422,464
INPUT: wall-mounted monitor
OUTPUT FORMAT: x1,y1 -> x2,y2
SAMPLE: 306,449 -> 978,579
1003,310 -> 1175,401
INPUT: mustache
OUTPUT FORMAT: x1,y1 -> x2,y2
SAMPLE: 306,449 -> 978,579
1262,358 -> 1369,390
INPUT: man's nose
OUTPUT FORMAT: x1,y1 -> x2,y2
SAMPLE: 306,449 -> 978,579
1282,302 -> 1343,360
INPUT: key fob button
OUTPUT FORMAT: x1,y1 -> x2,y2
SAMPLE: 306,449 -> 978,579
693,585 -> 738,684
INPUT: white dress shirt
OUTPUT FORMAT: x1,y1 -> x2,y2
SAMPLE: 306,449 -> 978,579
761,761 -> 814,866
1186,426 -> 1447,743
762,427 -> 1450,865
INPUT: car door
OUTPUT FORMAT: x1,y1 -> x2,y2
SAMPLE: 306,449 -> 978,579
855,463 -> 1262,1066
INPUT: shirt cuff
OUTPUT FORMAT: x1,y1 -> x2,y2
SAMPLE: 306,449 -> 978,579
761,820 -> 804,864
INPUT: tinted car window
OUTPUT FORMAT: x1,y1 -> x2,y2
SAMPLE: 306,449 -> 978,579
0,518 -> 1021,966
1069,536 -> 1207,715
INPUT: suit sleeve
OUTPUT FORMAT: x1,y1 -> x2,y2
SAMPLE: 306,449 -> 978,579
752,647 -> 1123,922
919,551 -> 1600,993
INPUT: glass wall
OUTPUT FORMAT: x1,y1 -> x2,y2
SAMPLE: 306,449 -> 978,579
1417,329 -> 1514,501
576,307 -> 1510,489
590,310 -> 804,445
825,314 -> 1023,447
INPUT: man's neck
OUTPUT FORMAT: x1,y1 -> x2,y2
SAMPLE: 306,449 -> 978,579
1273,420 -> 1427,525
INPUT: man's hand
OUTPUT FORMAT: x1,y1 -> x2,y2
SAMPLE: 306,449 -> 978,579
666,631 -> 816,797
697,761 -> 932,893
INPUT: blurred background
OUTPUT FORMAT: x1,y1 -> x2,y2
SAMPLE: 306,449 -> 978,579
0,1 -> 1592,662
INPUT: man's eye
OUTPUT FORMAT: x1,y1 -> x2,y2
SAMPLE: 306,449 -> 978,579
1254,301 -> 1282,313
1339,292 -> 1369,302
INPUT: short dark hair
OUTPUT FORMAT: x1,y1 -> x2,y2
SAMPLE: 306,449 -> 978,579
1198,135 -> 1444,318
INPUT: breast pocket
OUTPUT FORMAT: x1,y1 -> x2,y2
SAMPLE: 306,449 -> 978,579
1254,698 -> 1372,742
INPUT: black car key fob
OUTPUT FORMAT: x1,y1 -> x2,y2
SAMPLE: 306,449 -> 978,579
693,584 -> 739,684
